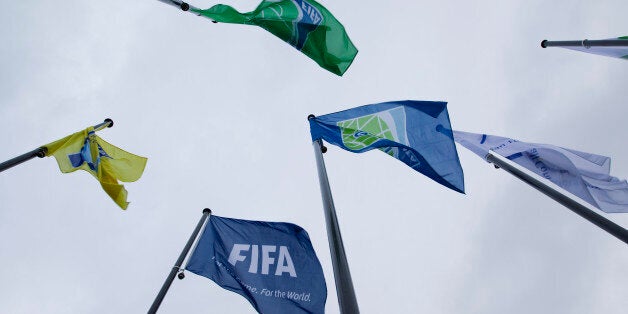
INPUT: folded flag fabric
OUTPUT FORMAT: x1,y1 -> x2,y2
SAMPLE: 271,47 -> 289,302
186,215 -> 326,314
309,100 -> 465,193
453,130 -> 628,213
43,127 -> 147,209
193,0 -> 358,76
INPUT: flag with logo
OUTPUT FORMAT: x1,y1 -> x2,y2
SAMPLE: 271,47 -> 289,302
550,36 -> 628,60
309,100 -> 465,193
453,130 -> 628,213
43,127 -> 147,209
186,215 -> 327,314
193,0 -> 357,76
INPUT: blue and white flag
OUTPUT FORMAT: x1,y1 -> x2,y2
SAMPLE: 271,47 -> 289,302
309,100 -> 465,193
454,130 -> 628,213
186,215 -> 327,314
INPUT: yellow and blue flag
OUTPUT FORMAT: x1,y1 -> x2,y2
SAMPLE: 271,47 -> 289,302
43,127 -> 147,209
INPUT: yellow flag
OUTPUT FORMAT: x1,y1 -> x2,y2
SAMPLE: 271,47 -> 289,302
42,127 -> 147,209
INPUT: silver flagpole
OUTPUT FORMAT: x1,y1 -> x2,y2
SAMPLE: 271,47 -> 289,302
310,134 -> 360,314
486,151 -> 628,245
0,118 -> 113,173
155,0 -> 217,21
541,39 -> 628,48
148,208 -> 212,314
155,0 -> 200,12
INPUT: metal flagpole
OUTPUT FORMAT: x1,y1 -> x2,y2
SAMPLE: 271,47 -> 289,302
310,132 -> 360,313
155,0 -> 201,12
155,0 -> 221,22
541,39 -> 628,48
487,151 -> 628,245
0,118 -> 113,173
148,208 -> 212,314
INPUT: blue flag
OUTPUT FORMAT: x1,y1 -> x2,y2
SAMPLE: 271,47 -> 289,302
309,100 -> 465,193
185,215 -> 327,314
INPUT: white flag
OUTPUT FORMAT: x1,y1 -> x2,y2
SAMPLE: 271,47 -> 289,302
454,130 -> 628,213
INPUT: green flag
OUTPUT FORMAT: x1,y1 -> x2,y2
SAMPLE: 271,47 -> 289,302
194,0 -> 358,76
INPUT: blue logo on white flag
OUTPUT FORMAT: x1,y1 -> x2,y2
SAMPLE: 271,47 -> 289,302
186,215 -> 327,314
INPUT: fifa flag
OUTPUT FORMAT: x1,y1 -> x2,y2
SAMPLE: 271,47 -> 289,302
309,100 -> 465,193
453,131 -> 628,213
186,215 -> 327,314
193,0 -> 358,76
43,127 -> 147,209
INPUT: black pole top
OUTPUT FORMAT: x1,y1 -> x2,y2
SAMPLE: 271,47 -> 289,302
36,147 -> 47,158
307,114 -> 316,120
541,40 -> 548,48
104,118 -> 114,128
180,2 -> 189,11
202,208 -> 212,214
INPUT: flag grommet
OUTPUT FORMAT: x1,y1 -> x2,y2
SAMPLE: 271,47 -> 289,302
180,2 -> 189,11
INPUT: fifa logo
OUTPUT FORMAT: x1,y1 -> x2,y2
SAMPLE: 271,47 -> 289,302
290,0 -> 323,50
228,244 -> 297,277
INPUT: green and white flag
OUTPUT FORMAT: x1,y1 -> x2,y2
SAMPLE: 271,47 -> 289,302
194,0 -> 358,76
543,36 -> 628,60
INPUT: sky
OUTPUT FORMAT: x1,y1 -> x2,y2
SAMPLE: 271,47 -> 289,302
1,0 -> 627,313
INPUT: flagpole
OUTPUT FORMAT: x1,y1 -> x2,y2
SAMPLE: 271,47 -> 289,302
486,151 -> 628,245
155,0 -> 200,11
541,39 -> 628,48
148,208 -> 212,314
155,0 -> 211,18
309,118 -> 359,314
0,118 -> 113,173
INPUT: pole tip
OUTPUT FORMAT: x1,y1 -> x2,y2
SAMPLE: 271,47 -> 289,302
180,2 -> 189,11
104,118 -> 114,128
203,208 -> 212,214
37,147 -> 48,158
541,40 -> 548,48
307,114 -> 316,120
321,145 -> 327,153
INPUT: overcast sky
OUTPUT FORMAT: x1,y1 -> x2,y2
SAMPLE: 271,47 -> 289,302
1,0 -> 627,313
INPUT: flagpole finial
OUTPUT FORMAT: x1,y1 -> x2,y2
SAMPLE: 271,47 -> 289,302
203,208 -> 211,214
104,118 -> 114,128
36,147 -> 47,158
541,40 -> 548,48
307,114 -> 316,120
180,2 -> 189,11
